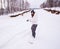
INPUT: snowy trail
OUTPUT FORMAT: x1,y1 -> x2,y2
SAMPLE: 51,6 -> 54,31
0,9 -> 60,49
0,12 -> 31,47
0,29 -> 31,49
37,9 -> 60,49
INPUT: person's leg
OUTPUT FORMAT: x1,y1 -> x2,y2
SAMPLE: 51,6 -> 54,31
32,29 -> 35,38
31,24 -> 37,38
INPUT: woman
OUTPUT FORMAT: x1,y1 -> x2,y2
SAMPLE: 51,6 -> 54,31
30,10 -> 38,38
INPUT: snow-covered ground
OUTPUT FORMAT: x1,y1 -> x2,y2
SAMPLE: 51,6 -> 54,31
0,9 -> 60,49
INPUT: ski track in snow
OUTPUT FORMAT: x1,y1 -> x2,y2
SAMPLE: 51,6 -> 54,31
0,9 -> 60,49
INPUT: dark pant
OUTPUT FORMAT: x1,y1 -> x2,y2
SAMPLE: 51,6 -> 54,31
31,24 -> 37,38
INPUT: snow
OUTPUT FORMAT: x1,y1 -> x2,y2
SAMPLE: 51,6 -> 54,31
44,7 -> 60,11
0,9 -> 60,49
51,7 -> 60,11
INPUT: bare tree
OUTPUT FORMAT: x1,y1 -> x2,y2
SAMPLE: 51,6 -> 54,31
24,1 -> 30,9
40,0 -> 60,8
0,0 -> 30,15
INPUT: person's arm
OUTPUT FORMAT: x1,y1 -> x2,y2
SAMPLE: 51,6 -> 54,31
26,18 -> 32,22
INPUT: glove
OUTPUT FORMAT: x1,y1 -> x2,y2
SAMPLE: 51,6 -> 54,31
26,20 -> 29,22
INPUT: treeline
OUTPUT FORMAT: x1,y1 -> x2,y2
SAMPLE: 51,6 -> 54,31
0,0 -> 30,15
40,0 -> 60,8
